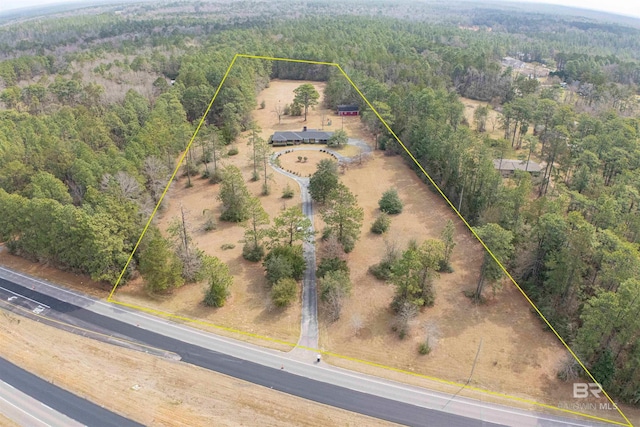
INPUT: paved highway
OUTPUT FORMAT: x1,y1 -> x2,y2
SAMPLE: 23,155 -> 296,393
0,357 -> 143,427
0,266 -> 617,426
0,378 -> 84,427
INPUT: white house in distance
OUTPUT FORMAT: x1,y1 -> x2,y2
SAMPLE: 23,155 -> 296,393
493,159 -> 542,177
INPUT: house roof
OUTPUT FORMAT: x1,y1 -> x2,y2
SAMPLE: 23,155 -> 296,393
493,159 -> 542,173
271,129 -> 333,141
337,104 -> 359,112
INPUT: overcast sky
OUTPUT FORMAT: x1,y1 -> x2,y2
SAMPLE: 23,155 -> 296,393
0,0 -> 638,18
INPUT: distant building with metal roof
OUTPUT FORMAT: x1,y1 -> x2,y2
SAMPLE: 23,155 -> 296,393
493,159 -> 542,177
336,104 -> 359,116
269,127 -> 333,146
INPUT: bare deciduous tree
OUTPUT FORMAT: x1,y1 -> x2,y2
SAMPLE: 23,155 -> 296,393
321,234 -> 345,260
115,171 -> 141,200
100,171 -> 141,201
324,286 -> 345,322
557,354 -> 581,382
272,102 -> 284,124
351,313 -> 364,337
488,115 -> 499,132
383,237 -> 401,263
168,205 -> 202,282
319,270 -> 351,322
143,156 -> 171,204
392,301 -> 418,338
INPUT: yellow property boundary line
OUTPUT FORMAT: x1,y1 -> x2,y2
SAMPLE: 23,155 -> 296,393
107,53 -> 633,427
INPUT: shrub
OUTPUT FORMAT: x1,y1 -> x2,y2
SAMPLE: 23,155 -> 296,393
438,260 -> 454,273
282,184 -> 294,199
227,147 -> 239,156
379,189 -> 403,214
242,243 -> 265,262
260,100 -> 266,109
209,170 -> 223,184
398,328 -> 407,340
341,234 -> 355,253
264,255 -> 293,285
290,102 -> 302,116
221,243 -> 235,250
369,259 -> 394,280
251,171 -> 259,182
271,277 -> 297,307
203,214 -> 217,232
321,228 -> 333,240
264,245 -> 305,282
371,213 -> 390,234
204,278 -> 231,307
202,256 -> 233,308
418,340 -> 431,355
316,257 -> 349,278
318,270 -> 351,322
201,150 -> 212,163
182,160 -> 198,176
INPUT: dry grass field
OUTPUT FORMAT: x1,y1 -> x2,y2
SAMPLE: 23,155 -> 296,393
0,77 -> 635,425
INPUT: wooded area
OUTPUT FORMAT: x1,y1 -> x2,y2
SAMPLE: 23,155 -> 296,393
0,0 -> 639,405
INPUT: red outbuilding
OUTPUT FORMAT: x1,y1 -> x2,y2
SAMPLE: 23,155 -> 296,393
336,104 -> 359,116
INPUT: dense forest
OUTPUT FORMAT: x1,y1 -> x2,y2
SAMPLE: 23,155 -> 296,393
0,0 -> 639,405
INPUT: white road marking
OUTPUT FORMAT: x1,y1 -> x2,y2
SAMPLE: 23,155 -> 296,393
0,393 -> 53,427
0,285 -> 50,309
0,266 -> 615,426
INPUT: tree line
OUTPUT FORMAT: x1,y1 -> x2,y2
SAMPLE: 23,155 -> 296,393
0,3 -> 639,404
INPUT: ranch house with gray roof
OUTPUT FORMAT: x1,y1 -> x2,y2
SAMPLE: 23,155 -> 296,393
269,127 -> 333,146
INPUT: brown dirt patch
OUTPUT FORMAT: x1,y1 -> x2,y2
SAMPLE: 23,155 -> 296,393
460,97 -> 505,139
0,75 -> 634,425
114,146 -> 304,347
0,413 -> 19,427
254,79 -> 369,143
0,311 -> 396,427
459,97 -> 542,162
252,80 -> 630,423
317,150 -> 631,424
113,78 -> 369,349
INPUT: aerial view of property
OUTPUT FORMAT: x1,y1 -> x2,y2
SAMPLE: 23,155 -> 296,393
0,0 -> 639,426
